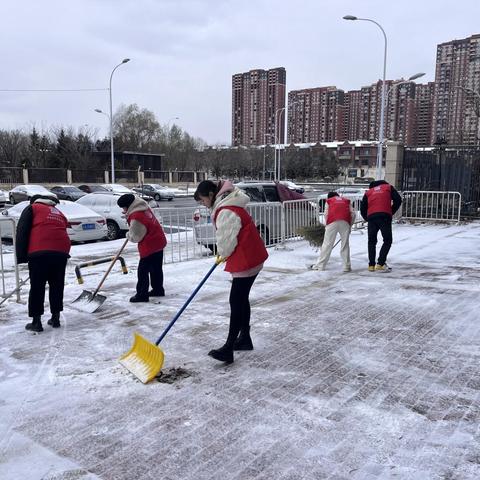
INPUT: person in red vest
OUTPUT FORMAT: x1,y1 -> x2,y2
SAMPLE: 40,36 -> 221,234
312,192 -> 355,272
117,194 -> 167,302
360,180 -> 402,272
194,180 -> 268,364
16,195 -> 71,332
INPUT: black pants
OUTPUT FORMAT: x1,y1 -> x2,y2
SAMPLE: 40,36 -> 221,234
367,216 -> 393,266
137,250 -> 164,298
225,275 -> 257,347
28,255 -> 68,318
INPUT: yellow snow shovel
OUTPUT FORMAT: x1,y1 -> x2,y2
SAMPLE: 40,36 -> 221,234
119,257 -> 223,383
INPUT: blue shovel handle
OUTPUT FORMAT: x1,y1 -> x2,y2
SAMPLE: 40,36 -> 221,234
155,261 -> 220,346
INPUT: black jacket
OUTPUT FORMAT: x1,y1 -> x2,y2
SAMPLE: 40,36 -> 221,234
360,180 -> 402,221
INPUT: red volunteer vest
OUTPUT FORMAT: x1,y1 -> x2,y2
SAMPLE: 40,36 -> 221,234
214,206 -> 268,273
128,209 -> 167,258
366,183 -> 393,217
28,203 -> 71,255
326,197 -> 351,225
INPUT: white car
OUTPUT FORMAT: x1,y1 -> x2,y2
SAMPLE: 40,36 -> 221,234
0,189 -> 7,207
9,185 -> 58,205
0,200 -> 107,242
76,192 -> 129,240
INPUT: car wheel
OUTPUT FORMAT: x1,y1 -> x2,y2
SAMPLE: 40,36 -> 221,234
257,225 -> 270,245
168,198 -> 173,201
154,193 -> 161,201
207,244 -> 217,254
106,220 -> 120,240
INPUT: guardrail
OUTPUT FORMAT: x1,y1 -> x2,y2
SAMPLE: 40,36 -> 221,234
0,218 -> 22,304
400,191 -> 461,223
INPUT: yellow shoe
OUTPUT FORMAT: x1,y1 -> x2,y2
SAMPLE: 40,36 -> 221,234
375,263 -> 392,272
368,265 -> 375,272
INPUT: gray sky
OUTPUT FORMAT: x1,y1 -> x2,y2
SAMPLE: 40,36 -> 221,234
1,0 -> 479,145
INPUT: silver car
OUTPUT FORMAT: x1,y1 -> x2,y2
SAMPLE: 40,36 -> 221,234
132,184 -> 175,201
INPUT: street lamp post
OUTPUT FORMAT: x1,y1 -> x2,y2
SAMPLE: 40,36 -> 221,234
274,107 -> 286,181
263,133 -> 273,180
107,58 -> 130,184
343,15 -> 387,180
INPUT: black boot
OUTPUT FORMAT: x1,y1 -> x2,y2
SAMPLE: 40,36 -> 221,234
130,294 -> 149,303
148,289 -> 165,297
47,312 -> 61,328
233,334 -> 254,351
25,316 -> 43,333
208,345 -> 234,364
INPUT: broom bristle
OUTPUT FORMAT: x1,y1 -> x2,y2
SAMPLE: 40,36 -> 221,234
297,224 -> 326,249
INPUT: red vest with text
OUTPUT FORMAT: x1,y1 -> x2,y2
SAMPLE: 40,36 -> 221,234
366,183 -> 392,217
128,209 -> 167,258
28,203 -> 71,255
214,206 -> 268,273
326,197 -> 351,225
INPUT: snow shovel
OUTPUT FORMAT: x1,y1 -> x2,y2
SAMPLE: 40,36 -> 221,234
119,257 -> 223,383
71,238 -> 129,313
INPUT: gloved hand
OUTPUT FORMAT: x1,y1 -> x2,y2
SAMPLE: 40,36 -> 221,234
215,255 -> 226,265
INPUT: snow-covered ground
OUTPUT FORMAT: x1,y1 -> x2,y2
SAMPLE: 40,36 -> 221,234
1,221 -> 480,479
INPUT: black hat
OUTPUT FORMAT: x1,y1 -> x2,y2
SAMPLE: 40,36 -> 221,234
117,193 -> 135,209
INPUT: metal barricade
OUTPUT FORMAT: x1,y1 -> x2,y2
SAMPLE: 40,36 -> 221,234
0,218 -> 22,304
400,191 -> 461,223
281,199 -> 320,242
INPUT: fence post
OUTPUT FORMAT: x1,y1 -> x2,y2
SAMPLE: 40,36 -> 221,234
385,141 -> 404,189
194,171 -> 198,184
104,171 -> 109,183
169,171 -> 173,184
67,170 -> 72,184
22,169 -> 29,184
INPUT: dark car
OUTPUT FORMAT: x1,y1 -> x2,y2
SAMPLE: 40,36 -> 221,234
9,185 -> 58,205
78,184 -> 109,194
50,185 -> 86,201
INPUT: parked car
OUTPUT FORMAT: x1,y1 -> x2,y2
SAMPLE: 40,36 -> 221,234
132,184 -> 175,201
9,185 -> 58,205
101,184 -> 135,194
279,180 -> 305,194
76,192 -> 129,240
0,200 -> 107,242
50,185 -> 86,201
193,181 -> 314,250
78,184 -> 109,194
0,189 -> 7,207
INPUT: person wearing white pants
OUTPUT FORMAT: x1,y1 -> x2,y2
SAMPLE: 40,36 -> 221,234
312,192 -> 355,272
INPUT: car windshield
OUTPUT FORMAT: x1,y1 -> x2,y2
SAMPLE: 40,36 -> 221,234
63,187 -> 83,193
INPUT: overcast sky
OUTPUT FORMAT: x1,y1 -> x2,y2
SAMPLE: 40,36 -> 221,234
0,0 -> 479,145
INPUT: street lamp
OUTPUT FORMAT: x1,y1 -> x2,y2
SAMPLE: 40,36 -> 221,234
104,58 -> 130,184
263,133 -> 273,180
343,15 -> 387,180
274,107 -> 286,180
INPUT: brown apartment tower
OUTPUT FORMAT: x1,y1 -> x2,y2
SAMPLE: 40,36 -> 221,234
232,67 -> 286,146
431,34 -> 480,145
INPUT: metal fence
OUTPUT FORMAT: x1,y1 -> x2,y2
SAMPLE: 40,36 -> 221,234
0,167 -> 23,186
71,169 -> 106,184
28,168 -> 67,184
399,191 -> 461,223
0,218 -> 21,304
143,170 -> 170,183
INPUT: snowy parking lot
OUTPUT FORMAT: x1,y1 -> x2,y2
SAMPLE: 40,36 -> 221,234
1,221 -> 480,479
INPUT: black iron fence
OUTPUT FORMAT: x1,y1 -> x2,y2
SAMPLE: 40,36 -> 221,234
0,167 -> 23,185
402,146 -> 480,212
71,169 -> 106,184
143,170 -> 170,182
28,168 -> 67,184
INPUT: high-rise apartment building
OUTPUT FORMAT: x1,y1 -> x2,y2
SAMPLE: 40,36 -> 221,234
431,34 -> 480,145
231,67 -> 286,146
415,82 -> 435,146
287,87 -> 346,143
344,90 -> 362,141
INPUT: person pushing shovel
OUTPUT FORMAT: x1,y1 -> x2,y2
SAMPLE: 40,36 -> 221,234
117,194 -> 167,303
194,180 -> 268,364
